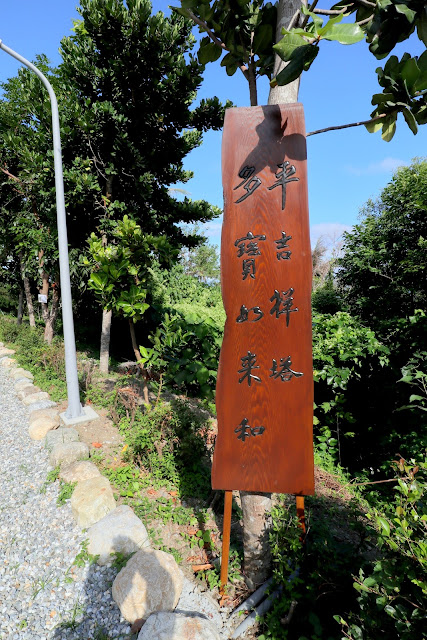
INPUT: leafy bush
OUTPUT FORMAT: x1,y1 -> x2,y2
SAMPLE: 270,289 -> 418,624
312,312 -> 390,467
0,317 -> 67,400
147,310 -> 223,399
119,399 -> 212,498
340,456 -> 427,640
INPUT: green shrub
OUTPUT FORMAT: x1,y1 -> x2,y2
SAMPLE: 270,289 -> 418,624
340,456 -> 427,640
119,398 -> 212,498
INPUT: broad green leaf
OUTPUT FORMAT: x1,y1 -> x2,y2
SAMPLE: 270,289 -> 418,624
321,22 -> 364,45
378,516 -> 390,536
198,42 -> 222,65
274,33 -> 307,62
402,107 -> 418,135
273,45 -> 318,86
365,118 -> 384,133
401,57 -> 420,92
395,4 -> 416,22
381,115 -> 397,141
253,24 -> 273,54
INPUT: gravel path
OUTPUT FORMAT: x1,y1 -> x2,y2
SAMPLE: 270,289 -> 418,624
0,366 -> 132,640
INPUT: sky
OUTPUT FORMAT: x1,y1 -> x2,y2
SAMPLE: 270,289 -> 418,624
1,0 -> 426,251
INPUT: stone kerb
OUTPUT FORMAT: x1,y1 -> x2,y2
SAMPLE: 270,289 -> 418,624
112,548 -> 183,623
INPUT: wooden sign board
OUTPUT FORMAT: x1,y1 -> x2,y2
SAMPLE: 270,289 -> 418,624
212,104 -> 314,496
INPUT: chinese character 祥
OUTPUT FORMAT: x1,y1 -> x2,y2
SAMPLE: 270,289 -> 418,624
242,258 -> 256,281
235,417 -> 266,442
236,305 -> 264,323
238,351 -> 261,386
275,231 -> 292,261
234,166 -> 262,203
270,356 -> 303,382
270,288 -> 298,326
267,161 -> 299,210
234,231 -> 266,258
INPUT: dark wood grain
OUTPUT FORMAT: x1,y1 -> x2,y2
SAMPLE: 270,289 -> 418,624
212,104 -> 314,495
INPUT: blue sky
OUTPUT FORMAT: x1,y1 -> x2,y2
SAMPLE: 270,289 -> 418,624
1,0 -> 426,250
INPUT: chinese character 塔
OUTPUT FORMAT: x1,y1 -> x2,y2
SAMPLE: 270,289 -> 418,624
270,356 -> 303,382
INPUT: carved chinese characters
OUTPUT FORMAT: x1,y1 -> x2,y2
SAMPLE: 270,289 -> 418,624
212,104 -> 314,495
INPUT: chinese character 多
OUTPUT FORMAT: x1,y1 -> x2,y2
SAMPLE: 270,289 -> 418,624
234,165 -> 262,203
238,351 -> 261,386
269,356 -> 303,382
236,305 -> 264,323
275,231 -> 292,261
267,161 -> 299,211
269,288 -> 298,326
234,231 -> 266,258
235,417 -> 266,442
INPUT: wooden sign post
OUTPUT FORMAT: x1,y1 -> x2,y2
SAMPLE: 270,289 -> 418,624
212,104 -> 314,589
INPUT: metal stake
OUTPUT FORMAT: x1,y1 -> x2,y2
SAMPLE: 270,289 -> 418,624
220,489 -> 233,596
0,40 -> 83,418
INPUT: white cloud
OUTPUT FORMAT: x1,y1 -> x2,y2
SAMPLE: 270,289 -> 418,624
345,156 -> 407,176
310,223 -> 353,255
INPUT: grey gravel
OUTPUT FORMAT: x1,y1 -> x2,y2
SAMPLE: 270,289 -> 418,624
0,367 -> 132,640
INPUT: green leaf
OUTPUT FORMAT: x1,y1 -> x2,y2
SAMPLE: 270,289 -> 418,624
253,24 -> 273,54
321,23 -> 364,45
198,42 -> 222,65
401,57 -> 420,92
377,516 -> 391,536
195,365 -> 210,385
402,107 -> 418,135
273,33 -> 307,62
381,115 -> 397,141
365,118 -> 384,133
273,45 -> 318,86
395,4 -> 416,22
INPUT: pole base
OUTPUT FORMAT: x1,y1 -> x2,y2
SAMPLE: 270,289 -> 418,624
60,405 -> 99,426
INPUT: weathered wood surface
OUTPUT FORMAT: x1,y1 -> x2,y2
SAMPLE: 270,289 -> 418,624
212,104 -> 314,495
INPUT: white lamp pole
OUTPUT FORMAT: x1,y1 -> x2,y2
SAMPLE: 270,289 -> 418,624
0,40 -> 84,419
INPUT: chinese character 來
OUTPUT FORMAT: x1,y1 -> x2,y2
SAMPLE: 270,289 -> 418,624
238,351 -> 261,386
235,418 -> 266,442
269,288 -> 298,326
269,356 -> 303,382
275,231 -> 292,261
267,161 -> 299,211
234,231 -> 266,258
234,166 -> 262,203
236,305 -> 264,323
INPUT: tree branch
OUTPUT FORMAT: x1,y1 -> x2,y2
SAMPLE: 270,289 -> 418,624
184,8 -> 249,80
306,114 -> 385,137
313,8 -> 346,15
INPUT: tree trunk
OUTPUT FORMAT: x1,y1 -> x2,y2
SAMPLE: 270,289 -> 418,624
40,268 -> 50,325
44,282 -> 60,345
268,0 -> 306,105
100,309 -> 112,374
241,0 -> 305,589
20,254 -> 36,328
128,318 -> 149,404
17,289 -> 24,325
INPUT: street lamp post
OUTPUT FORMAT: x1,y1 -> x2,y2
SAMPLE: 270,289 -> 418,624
0,40 -> 95,422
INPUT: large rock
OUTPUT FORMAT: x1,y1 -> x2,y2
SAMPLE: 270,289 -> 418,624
29,407 -> 60,426
11,368 -> 33,380
17,385 -> 41,400
112,549 -> 183,623
87,505 -> 150,565
49,441 -> 89,468
22,391 -> 49,406
138,612 -> 220,640
60,460 -> 101,484
45,427 -> 79,451
28,416 -> 59,440
0,347 -> 15,357
1,358 -> 16,368
71,476 -> 116,528
15,379 -> 35,393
